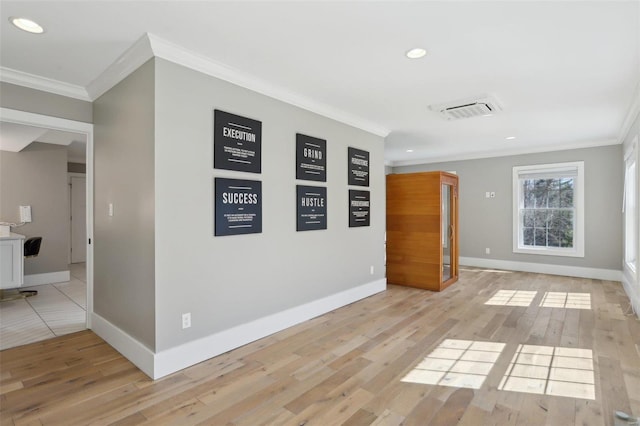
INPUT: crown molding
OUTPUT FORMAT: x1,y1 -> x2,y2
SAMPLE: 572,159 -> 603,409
389,138 -> 620,168
86,33 -> 154,101
0,67 -> 90,101
618,79 -> 640,143
146,33 -> 389,138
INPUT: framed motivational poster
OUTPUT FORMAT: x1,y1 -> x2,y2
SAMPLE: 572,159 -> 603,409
296,185 -> 327,231
215,178 -> 262,236
349,189 -> 370,227
214,109 -> 262,173
348,147 -> 369,187
296,133 -> 326,182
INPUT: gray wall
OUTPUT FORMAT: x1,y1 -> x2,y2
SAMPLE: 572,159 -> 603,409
93,59 -> 156,350
67,162 -> 86,174
154,58 -> 386,351
393,145 -> 623,270
0,82 -> 93,123
0,143 -> 69,275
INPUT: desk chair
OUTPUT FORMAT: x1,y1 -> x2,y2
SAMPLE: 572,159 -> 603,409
0,237 -> 42,302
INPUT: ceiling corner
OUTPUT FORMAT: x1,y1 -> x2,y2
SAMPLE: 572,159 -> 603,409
85,32 -> 154,101
618,79 -> 640,143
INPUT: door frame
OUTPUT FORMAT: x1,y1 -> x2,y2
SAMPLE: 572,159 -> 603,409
1,107 -> 94,328
68,173 -> 87,264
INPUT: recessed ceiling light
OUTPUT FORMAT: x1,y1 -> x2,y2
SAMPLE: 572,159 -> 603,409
406,149 -> 414,153
406,48 -> 427,59
505,136 -> 516,140
10,17 -> 44,34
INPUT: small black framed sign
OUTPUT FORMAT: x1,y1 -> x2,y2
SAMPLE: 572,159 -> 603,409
296,185 -> 327,231
347,147 -> 369,187
296,133 -> 326,182
215,177 -> 262,236
214,109 -> 262,173
349,189 -> 370,227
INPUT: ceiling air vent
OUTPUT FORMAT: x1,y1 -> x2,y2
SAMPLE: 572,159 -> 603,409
429,95 -> 502,120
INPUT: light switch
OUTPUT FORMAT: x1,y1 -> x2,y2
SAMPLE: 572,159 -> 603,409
108,203 -> 114,217
19,205 -> 32,223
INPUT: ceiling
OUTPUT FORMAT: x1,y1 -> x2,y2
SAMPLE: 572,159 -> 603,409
1,1 -> 638,165
0,121 -> 87,161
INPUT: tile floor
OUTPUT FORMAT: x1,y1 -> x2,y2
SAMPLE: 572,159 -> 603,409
0,263 -> 87,351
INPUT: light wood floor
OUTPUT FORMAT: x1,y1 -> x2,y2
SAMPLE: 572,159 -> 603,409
1,268 -> 639,425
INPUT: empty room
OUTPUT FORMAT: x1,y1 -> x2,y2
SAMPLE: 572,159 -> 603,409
0,1 -> 638,425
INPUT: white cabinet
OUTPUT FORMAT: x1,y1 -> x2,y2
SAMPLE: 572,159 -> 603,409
0,233 -> 24,289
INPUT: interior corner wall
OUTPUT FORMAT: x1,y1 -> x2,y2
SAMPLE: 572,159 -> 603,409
621,110 -> 640,316
0,143 -> 69,275
153,58 -> 386,354
93,59 -> 156,350
0,82 -> 93,123
393,145 -> 623,274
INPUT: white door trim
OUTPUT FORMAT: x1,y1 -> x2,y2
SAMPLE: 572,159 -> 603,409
0,107 -> 94,328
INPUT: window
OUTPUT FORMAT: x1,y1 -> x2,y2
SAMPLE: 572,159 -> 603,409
624,138 -> 638,275
513,162 -> 584,257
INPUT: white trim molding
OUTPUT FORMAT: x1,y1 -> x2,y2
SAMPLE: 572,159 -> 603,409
0,67 -> 90,101
146,34 -> 389,138
621,269 -> 640,319
24,270 -> 70,286
618,79 -> 640,144
0,107 -> 95,329
153,279 -> 386,379
389,138 -> 619,168
86,33 -> 154,101
460,257 -> 622,281
11,32 -> 388,138
92,279 -> 386,380
91,312 -> 155,378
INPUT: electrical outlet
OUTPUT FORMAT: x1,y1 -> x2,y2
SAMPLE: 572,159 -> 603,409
182,313 -> 191,329
485,248 -> 491,255
485,192 -> 490,198
108,203 -> 114,217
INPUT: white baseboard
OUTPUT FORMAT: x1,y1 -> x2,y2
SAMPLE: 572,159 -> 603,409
23,270 -> 70,286
153,278 -> 387,379
460,257 -> 622,281
90,312 -> 155,378
621,270 -> 640,319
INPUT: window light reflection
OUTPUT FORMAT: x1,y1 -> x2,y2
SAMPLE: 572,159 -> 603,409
498,344 -> 595,400
539,292 -> 591,309
485,290 -> 537,307
401,339 -> 506,390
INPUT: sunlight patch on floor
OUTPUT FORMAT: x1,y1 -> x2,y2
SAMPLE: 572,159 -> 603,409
539,292 -> 591,309
498,344 -> 595,400
485,290 -> 537,307
401,339 -> 506,390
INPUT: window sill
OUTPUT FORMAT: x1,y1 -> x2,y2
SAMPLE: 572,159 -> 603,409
513,246 -> 585,258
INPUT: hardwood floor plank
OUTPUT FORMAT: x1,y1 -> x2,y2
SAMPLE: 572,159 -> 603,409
1,270 -> 638,426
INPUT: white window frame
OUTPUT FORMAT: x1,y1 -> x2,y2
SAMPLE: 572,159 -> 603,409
623,137 -> 638,277
512,161 -> 585,257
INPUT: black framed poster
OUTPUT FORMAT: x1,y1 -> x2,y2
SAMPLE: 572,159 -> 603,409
214,109 -> 262,173
349,190 -> 370,227
297,185 -> 327,231
348,147 -> 369,187
215,178 -> 262,236
296,133 -> 326,182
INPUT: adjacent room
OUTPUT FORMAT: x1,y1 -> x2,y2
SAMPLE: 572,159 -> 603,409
0,1 -> 638,425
